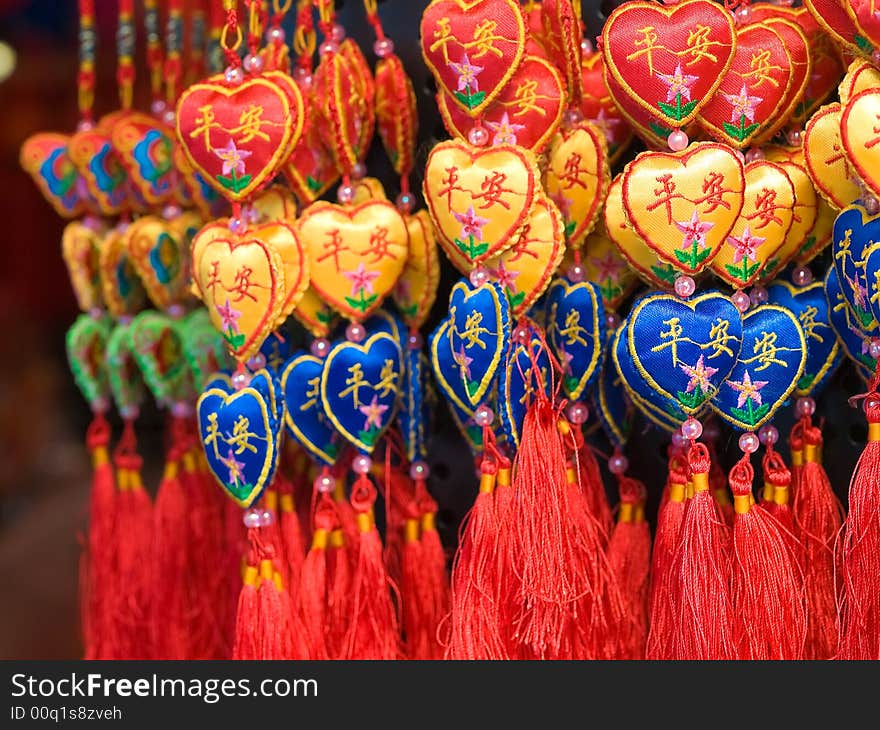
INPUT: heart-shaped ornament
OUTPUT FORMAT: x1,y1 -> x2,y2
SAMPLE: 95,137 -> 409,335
832,204 -> 879,333
604,177 -> 678,290
20,133 -> 90,218
282,86 -> 340,205
314,49 -> 370,175
710,160 -> 795,289
579,52 -> 633,163
543,121 -> 610,247
111,112 -> 176,205
804,0 -> 874,57
767,280 -> 841,397
424,139 -> 539,265
825,265 -> 877,379
106,322 -> 147,414
98,225 -> 148,319
841,89 -> 880,200
129,311 -> 193,406
591,330 -> 633,449
62,220 -> 105,313
839,58 -> 880,104
710,304 -> 806,431
198,384 -> 279,507
437,54 -> 565,154
292,287 -> 338,338
399,349 -> 432,464
797,196 -> 837,264
191,222 -> 287,362
484,196 -> 565,318
499,322 -> 554,448
68,126 -> 129,215
176,73 -> 302,201
861,240 -> 880,325
545,277 -> 606,400
297,200 -> 407,320
351,177 -> 388,205
698,24 -> 794,149
251,185 -> 297,222
393,210 -> 441,329
180,309 -> 235,390
803,103 -> 861,209
375,53 -> 418,177
539,0 -> 582,103
321,332 -> 404,453
621,142 -> 746,275
420,0 -> 527,116
580,223 -> 639,311
627,291 -> 743,414
66,314 -> 112,409
280,352 -> 340,466
602,0 -> 736,130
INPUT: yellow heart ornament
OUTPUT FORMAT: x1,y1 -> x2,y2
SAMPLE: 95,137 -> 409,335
423,139 -> 539,267
99,225 -> 148,318
297,200 -> 408,320
393,210 -> 441,329
62,220 -> 105,313
803,103 -> 861,209
621,142 -> 745,275
710,160 -> 795,288
841,89 -> 880,200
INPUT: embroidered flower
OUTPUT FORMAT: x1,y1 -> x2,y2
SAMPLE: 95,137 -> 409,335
680,355 -> 719,394
453,345 -> 474,380
213,139 -> 252,176
723,85 -> 762,124
359,394 -> 389,430
219,448 -> 246,487
343,262 -> 380,297
216,299 -> 242,333
675,210 -> 713,250
589,107 -> 622,142
656,63 -> 698,103
727,226 -> 765,263
491,260 -> 520,291
486,112 -> 526,146
560,347 -> 574,374
549,190 -> 573,218
449,53 -> 483,92
590,250 -> 626,281
452,206 -> 490,242
726,370 -> 769,408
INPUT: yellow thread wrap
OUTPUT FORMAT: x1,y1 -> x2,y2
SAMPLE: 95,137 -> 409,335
566,467 -> 577,485
405,519 -> 419,542
329,528 -> 345,548
182,451 -> 197,474
272,571 -> 284,592
129,470 -> 143,491
734,494 -> 751,514
497,467 -> 511,488
669,483 -> 685,503
164,460 -> 179,481
280,494 -> 294,513
619,503 -> 634,523
714,488 -> 731,505
791,449 -> 804,467
761,482 -> 774,503
692,472 -> 709,493
479,473 -> 496,494
265,490 -> 278,512
117,468 -> 130,492
634,503 -> 646,522
259,559 -> 274,581
357,512 -> 373,533
774,485 -> 789,506
557,420 -> 571,437
333,478 -> 346,502
92,445 -> 109,469
870,422 -> 880,442
421,512 -> 436,532
804,443 -> 820,463
311,528 -> 328,550
243,565 -> 258,587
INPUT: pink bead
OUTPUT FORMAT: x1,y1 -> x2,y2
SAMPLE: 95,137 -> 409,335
243,508 -> 263,529
744,147 -> 764,163
758,424 -> 778,446
474,404 -> 494,427
407,331 -> 423,350
796,396 -> 816,417
396,192 -> 415,214
568,262 -> 586,283
167,303 -> 185,320
120,404 -> 140,421
374,38 -> 395,58
512,324 -> 530,344
608,453 -> 629,475
346,322 -> 366,343
732,290 -> 751,312
352,454 -> 372,475
267,26 -> 285,43
409,460 -> 430,480
150,99 -> 167,116
310,338 -> 331,358
243,53 -> 264,73
606,311 -> 621,330
91,395 -> 109,414
337,183 -> 356,204
330,24 -> 346,43
870,339 -> 880,360
294,66 -> 313,90
734,3 -> 752,25
564,108 -> 585,128
738,431 -> 759,453
469,266 -> 490,287
248,352 -> 266,370
791,266 -> 813,286
76,118 -> 95,132
787,128 -> 803,147
162,203 -> 182,220
873,49 -> 880,66
681,417 -> 703,440
674,274 -> 696,298
319,40 -> 339,56
866,195 -> 880,216
314,474 -> 334,493
668,129 -> 689,151
229,216 -> 247,234
224,65 -> 244,85
566,401 -> 589,425
162,109 -> 175,126
750,284 -> 768,305
352,162 -> 367,180
232,370 -> 251,390
581,38 -> 594,55
468,126 -> 489,147
88,306 -> 104,320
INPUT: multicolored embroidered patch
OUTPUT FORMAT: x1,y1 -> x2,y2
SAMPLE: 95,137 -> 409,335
98,225 -> 148,319
62,220 -> 105,313
128,310 -> 193,406
832,204 -> 879,333
66,314 -> 111,409
825,265 -> 877,379
20,133 -> 89,218
111,112 -> 176,206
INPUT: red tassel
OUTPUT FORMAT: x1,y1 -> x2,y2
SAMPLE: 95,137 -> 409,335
343,471 -> 400,659
607,474 -> 651,659
838,394 -> 880,659
444,431 -> 508,660
646,453 -> 687,660
400,509 -> 429,659
326,516 -> 352,659
707,439 -> 735,527
790,419 -> 843,660
671,442 -> 736,660
297,489 -> 335,660
416,480 -> 449,660
729,452 -> 806,660
577,439 -> 613,544
111,419 -> 153,659
278,476 -> 305,593
82,413 -> 117,660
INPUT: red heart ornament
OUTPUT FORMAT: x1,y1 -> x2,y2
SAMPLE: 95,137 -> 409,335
698,24 -> 794,149
579,52 -> 633,163
602,0 -> 736,130
437,54 -> 565,153
314,51 -> 366,176
420,0 -> 527,117
375,54 -> 419,178
176,73 -> 302,202
804,0 -> 873,57
539,0 -> 582,105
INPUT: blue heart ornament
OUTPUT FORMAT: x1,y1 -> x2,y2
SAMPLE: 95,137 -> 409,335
321,332 -> 404,453
260,334 -> 292,373
545,277 -> 606,400
709,304 -> 806,431
832,204 -> 879,333
627,291 -> 743,415
767,280 -> 841,397
399,348 -> 431,463
197,385 -> 279,508
591,331 -> 632,449
498,324 -> 554,448
280,353 -> 340,466
826,266 -> 877,380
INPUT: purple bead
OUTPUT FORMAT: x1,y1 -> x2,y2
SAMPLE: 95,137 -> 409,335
608,453 -> 629,475
374,37 -> 395,58
88,306 -> 104,320
867,195 -> 880,216
870,339 -> 880,360
314,474 -> 334,493
738,431 -> 759,454
330,24 -> 346,42
750,284 -> 768,306
674,274 -> 696,298
167,303 -> 185,320
171,401 -> 192,418
120,404 -> 140,421
266,26 -> 285,43
248,352 -> 267,371
225,65 -> 244,85
568,262 -> 586,283
337,183 -> 355,204
758,424 -> 779,446
791,266 -> 813,286
150,99 -> 167,117
564,108 -> 585,129
468,126 -> 489,147
396,192 -> 415,214
473,404 -> 494,427
352,454 -> 372,475
409,460 -> 430,480
787,127 -> 803,147
231,370 -> 251,390
469,266 -> 490,287
606,311 -> 622,330
671,431 -> 688,449
243,53 -> 264,74
346,322 -> 366,343
352,161 -> 367,180
242,508 -> 263,529
795,396 -> 816,417
566,401 -> 589,425
229,216 -> 247,234
91,396 -> 109,414
407,331 -> 423,350
681,417 -> 703,441
668,129 -> 688,152
310,338 -> 331,358
732,289 -> 751,312
744,147 -> 764,163
162,204 -> 182,220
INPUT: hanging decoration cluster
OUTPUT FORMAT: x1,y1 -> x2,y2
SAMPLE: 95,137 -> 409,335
18,0 -> 880,659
